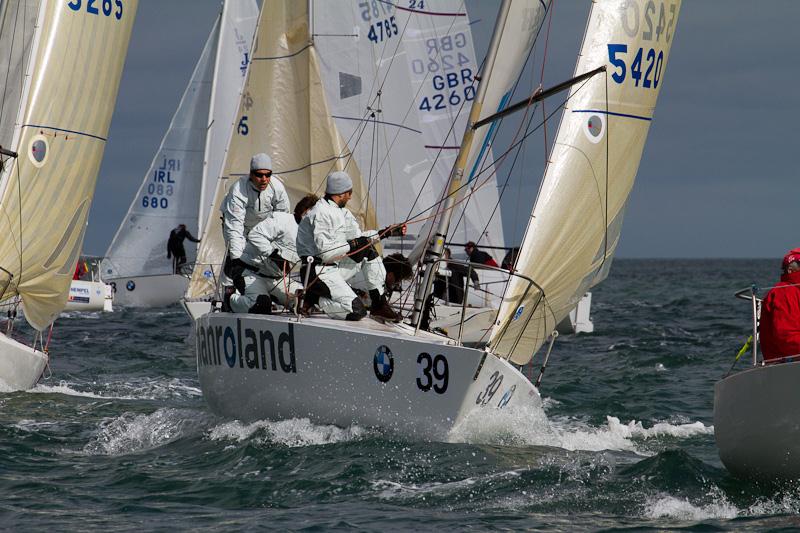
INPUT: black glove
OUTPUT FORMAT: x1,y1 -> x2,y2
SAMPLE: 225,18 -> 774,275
347,236 -> 375,263
380,224 -> 406,239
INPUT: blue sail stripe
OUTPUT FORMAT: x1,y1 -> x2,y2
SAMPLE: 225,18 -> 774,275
571,109 -> 652,121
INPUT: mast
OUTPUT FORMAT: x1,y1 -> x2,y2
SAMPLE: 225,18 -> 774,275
410,0 -> 513,326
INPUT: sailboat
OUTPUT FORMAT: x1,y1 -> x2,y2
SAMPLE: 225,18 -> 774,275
714,287 -> 800,479
194,0 -> 681,439
64,256 -> 114,312
101,0 -> 258,308
0,0 -> 137,391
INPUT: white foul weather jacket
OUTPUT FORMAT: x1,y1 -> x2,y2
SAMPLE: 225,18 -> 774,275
240,212 -> 300,278
296,198 -> 377,263
221,175 -> 290,259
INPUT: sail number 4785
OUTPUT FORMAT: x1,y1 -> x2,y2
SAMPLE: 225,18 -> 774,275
67,0 -> 123,20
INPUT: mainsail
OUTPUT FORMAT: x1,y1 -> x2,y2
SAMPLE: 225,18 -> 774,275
187,0 -> 377,300
102,0 -> 257,282
489,0 -> 682,364
0,0 -> 137,331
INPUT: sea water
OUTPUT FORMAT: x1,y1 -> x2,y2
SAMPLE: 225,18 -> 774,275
2,259 -> 798,531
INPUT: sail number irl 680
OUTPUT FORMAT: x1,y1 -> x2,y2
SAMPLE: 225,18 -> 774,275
607,0 -> 677,89
67,0 -> 124,20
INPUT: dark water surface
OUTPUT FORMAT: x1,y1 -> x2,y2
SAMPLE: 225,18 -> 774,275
3,259 -> 799,531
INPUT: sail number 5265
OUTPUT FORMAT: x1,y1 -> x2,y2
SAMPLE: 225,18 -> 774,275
67,0 -> 123,20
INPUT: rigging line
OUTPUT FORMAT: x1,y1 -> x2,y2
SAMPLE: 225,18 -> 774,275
401,3 -> 475,223
0,2 -> 21,145
404,82 -> 582,235
540,0 -> 555,161
448,0 -> 553,247
599,69 -> 610,274
360,5 -> 467,197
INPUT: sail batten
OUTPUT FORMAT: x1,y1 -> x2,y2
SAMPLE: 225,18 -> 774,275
489,0 -> 682,364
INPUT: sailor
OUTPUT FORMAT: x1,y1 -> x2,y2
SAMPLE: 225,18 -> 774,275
167,224 -> 201,274
464,240 -> 499,267
222,152 -> 291,291
758,248 -> 800,361
296,171 -> 405,321
227,195 -> 319,314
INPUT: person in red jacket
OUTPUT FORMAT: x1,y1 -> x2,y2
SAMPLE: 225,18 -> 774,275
759,248 -> 800,361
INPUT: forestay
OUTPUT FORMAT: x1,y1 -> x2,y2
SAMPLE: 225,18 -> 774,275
489,0 -> 682,365
0,0 -> 137,330
409,0 -> 548,264
187,0 -> 377,301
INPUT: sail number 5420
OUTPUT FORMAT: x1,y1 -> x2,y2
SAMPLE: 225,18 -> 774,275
608,44 -> 664,89
67,0 -> 123,20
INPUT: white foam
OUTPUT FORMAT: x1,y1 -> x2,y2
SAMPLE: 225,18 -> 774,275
32,382 -> 108,398
84,407 -> 209,456
208,417 -> 368,447
449,405 -> 713,453
644,489 -> 738,520
30,378 -> 201,401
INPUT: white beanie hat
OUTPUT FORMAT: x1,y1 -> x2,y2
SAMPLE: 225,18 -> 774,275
250,153 -> 272,171
325,171 -> 353,195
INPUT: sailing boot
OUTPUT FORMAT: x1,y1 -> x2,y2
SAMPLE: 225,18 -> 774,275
221,286 -> 235,313
369,289 -> 401,323
345,297 -> 367,321
248,294 -> 272,315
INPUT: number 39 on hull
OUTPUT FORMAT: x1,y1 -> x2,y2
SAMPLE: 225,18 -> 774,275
195,313 -> 540,440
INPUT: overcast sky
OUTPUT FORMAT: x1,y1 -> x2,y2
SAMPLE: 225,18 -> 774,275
85,1 -> 800,259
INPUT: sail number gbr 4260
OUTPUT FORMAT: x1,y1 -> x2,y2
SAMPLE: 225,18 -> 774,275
67,0 -> 124,19
607,0 -> 677,89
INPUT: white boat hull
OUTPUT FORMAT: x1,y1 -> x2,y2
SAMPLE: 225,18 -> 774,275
0,331 -> 48,391
714,361 -> 800,479
183,299 -> 212,321
64,280 -> 113,312
107,274 -> 188,308
196,312 -> 540,440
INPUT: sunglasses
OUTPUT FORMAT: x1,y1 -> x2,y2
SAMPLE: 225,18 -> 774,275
253,170 -> 272,178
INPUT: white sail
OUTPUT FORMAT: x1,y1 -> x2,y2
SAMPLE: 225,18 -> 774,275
102,0 -> 257,300
0,0 -> 137,331
489,0 -> 682,364
0,0 -> 40,151
187,0 -> 377,300
409,0 -> 549,264
102,14 -> 219,281
199,0 -> 259,232
310,1 -> 504,256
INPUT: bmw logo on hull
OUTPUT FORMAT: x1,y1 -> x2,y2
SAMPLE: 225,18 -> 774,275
126,280 -> 136,291
373,345 -> 394,383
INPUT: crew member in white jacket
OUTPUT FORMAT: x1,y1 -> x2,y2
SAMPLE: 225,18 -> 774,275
228,194 -> 318,314
222,152 -> 291,290
296,171 -> 405,321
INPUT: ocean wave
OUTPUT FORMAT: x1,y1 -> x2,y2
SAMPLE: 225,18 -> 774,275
644,489 -> 739,520
31,378 -> 201,401
83,407 -> 210,456
208,417 -> 369,448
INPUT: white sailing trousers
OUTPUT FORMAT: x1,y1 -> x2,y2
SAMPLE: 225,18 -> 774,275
229,272 -> 300,313
316,256 -> 386,319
